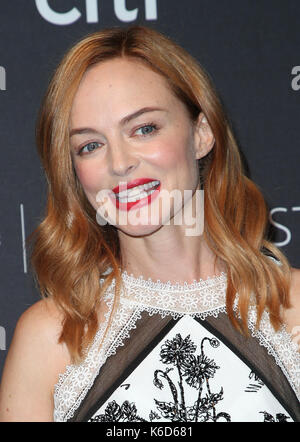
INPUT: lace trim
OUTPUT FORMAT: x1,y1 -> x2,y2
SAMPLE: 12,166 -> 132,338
121,269 -> 228,291
53,292 -> 115,421
53,267 -> 300,422
247,307 -> 300,398
120,270 -> 228,314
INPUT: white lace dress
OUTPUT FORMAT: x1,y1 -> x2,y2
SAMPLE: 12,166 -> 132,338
53,270 -> 300,422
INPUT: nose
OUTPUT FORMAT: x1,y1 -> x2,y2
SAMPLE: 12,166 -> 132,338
107,137 -> 139,177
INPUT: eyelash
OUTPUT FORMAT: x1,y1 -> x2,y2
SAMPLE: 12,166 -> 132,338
77,122 -> 159,156
135,122 -> 158,137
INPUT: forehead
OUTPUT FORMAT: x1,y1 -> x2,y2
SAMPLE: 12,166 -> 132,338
80,57 -> 171,94
70,58 -> 183,123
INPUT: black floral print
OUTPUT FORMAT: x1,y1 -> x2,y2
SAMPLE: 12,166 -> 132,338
245,370 -> 264,393
89,400 -> 146,422
91,333 -> 231,422
260,411 -> 290,422
183,353 -> 219,387
89,332 -> 291,423
153,334 -> 229,422
160,334 -> 197,365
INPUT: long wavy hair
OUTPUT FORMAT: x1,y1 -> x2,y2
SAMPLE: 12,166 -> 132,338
30,25 -> 291,363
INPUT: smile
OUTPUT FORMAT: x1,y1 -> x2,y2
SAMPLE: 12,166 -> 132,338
111,179 -> 161,211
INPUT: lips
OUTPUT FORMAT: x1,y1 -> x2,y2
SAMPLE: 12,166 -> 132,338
112,178 -> 160,195
110,178 -> 161,212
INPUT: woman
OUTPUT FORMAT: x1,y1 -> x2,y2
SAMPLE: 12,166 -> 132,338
0,26 -> 299,422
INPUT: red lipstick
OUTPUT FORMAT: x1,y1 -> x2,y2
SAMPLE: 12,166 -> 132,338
111,178 -> 161,212
112,178 -> 158,194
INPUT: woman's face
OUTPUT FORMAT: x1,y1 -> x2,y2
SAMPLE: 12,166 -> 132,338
69,57 -> 214,236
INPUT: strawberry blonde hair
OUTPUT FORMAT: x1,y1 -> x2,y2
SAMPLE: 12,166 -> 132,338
30,26 -> 291,363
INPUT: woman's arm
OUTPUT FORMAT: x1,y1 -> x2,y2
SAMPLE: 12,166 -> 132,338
0,298 -> 71,422
283,267 -> 300,351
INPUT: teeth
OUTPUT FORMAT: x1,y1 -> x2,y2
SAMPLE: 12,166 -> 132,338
117,180 -> 160,199
119,190 -> 148,203
118,189 -> 156,203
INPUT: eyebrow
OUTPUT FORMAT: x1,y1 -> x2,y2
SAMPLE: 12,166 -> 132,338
69,106 -> 167,137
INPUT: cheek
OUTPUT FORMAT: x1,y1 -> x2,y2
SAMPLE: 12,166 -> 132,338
74,162 -> 103,194
157,133 -> 195,169
153,134 -> 180,163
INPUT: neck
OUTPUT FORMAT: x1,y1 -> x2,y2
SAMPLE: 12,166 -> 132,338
118,224 -> 226,285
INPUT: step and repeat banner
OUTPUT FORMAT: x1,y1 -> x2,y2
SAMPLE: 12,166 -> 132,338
0,0 -> 299,377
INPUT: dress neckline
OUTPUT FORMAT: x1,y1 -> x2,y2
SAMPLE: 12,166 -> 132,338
100,268 -> 228,314
120,269 -> 227,293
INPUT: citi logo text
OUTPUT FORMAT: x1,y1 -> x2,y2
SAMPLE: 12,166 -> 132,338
35,0 -> 158,25
0,66 -> 6,91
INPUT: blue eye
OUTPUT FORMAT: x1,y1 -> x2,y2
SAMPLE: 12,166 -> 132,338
135,124 -> 157,136
80,141 -> 101,155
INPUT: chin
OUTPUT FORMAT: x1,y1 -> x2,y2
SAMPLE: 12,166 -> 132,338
117,223 -> 164,238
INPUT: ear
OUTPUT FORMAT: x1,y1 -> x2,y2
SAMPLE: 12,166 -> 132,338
193,112 -> 215,160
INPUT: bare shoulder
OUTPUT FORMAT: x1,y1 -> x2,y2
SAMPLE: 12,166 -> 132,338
17,296 -> 65,341
10,297 -> 69,362
0,297 -> 71,421
282,267 -> 300,346
289,267 -> 300,312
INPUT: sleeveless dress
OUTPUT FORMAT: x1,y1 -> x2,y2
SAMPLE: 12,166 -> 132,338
53,268 -> 300,422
